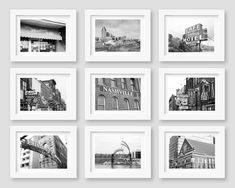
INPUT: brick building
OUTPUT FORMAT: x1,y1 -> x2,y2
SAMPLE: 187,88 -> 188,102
95,78 -> 141,111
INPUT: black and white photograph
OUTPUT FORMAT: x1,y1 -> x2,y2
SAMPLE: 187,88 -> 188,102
20,18 -> 66,52
94,133 -> 141,169
19,133 -> 68,169
169,134 -> 215,169
167,16 -> 215,52
20,76 -> 67,111
95,19 -> 140,52
167,77 -> 215,111
95,78 -> 141,111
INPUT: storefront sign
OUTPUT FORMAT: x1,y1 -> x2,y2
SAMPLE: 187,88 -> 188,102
102,86 -> 133,96
25,90 -> 37,96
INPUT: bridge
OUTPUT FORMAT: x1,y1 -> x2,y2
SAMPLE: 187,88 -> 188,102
20,136 -> 66,168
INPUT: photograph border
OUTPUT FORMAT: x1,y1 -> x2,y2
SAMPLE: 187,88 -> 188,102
159,9 -> 225,61
10,126 -> 77,178
85,9 -> 151,62
159,68 -> 225,120
10,9 -> 77,62
10,68 -> 77,120
85,126 -> 151,178
159,126 -> 225,179
85,68 -> 151,120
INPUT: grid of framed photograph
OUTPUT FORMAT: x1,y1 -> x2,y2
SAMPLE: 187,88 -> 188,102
85,68 -> 151,120
85,126 -> 151,178
9,8 -> 227,180
159,9 -> 225,61
85,9 -> 151,61
10,9 -> 77,62
10,126 -> 77,178
159,126 -> 225,178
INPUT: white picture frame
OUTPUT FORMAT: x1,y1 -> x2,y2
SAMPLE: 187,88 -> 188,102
10,68 -> 76,120
85,68 -> 151,120
85,126 -> 151,178
10,126 -> 77,178
85,9 -> 151,61
10,9 -> 77,62
159,68 -> 225,120
159,9 -> 225,61
159,126 -> 225,179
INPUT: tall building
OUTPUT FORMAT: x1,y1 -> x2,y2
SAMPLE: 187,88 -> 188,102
95,78 -> 141,111
169,136 -> 185,168
101,26 -> 107,38
20,136 -> 41,169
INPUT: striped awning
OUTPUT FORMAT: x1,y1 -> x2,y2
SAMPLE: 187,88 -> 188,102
21,26 -> 62,41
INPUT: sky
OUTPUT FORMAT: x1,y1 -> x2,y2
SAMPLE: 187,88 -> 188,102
171,134 -> 215,144
31,75 -> 68,102
166,75 -> 186,100
166,15 -> 215,45
95,19 -> 140,39
94,133 -> 142,154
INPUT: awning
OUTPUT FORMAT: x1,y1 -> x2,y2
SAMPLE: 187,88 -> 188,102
21,26 -> 62,40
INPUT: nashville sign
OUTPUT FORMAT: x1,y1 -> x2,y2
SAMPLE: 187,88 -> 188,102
102,86 -> 133,96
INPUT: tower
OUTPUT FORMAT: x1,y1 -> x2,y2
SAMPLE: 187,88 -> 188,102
101,26 -> 107,38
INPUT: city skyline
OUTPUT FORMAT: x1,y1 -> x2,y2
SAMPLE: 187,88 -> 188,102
95,19 -> 140,39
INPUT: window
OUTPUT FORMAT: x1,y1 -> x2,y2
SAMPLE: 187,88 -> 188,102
124,98 -> 130,110
130,78 -> 136,91
97,78 -> 105,85
134,100 -> 140,110
110,78 -> 117,88
21,80 -> 27,91
97,95 -> 105,110
121,78 -> 127,89
112,97 -> 119,110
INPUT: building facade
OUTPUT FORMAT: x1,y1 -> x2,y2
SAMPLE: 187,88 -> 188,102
186,78 -> 215,111
177,138 -> 215,169
169,77 -> 215,111
20,135 -> 67,169
95,78 -> 141,111
20,78 -> 66,111
20,19 -> 66,52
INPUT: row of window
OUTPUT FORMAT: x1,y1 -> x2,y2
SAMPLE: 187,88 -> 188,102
97,95 -> 140,110
97,78 -> 139,91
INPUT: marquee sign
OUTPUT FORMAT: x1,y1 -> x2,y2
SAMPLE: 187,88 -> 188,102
25,90 -> 37,96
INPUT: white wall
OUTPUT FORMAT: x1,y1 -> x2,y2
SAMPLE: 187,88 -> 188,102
0,0 -> 233,187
